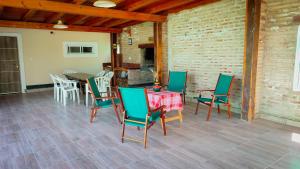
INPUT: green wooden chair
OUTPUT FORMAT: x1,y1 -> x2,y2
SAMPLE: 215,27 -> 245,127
86,77 -> 122,124
194,74 -> 234,121
118,87 -> 166,149
166,71 -> 188,104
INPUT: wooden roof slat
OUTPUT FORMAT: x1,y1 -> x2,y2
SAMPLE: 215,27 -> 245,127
102,0 -> 196,28
93,0 -> 161,27
124,0 -> 162,12
46,13 -> 65,23
46,0 -> 87,24
22,10 -> 37,21
66,15 -> 89,25
0,0 -> 166,22
83,0 -> 161,27
84,17 -> 109,26
0,20 -> 122,33
0,6 -> 3,16
111,0 -> 218,28
166,0 -> 220,14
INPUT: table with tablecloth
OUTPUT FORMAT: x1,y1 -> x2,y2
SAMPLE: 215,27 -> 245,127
147,90 -> 183,124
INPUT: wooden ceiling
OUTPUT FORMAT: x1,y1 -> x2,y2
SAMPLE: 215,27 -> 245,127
0,0 -> 219,33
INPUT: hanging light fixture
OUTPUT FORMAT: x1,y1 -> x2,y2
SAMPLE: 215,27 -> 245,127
93,0 -> 116,8
53,20 -> 68,29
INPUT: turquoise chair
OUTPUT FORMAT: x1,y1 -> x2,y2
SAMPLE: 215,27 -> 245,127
118,87 -> 166,149
194,74 -> 234,121
166,71 -> 187,104
86,77 -> 121,123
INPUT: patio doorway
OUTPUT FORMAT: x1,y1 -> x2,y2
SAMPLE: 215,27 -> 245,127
0,35 -> 23,94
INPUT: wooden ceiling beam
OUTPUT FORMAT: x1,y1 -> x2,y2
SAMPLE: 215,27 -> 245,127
103,0 -> 195,28
48,0 -> 87,24
113,0 -> 217,28
166,0 -> 220,14
0,0 -> 166,22
84,0 -> 161,26
143,0 -> 196,14
124,0 -> 162,11
0,6 -> 3,16
0,20 -> 122,33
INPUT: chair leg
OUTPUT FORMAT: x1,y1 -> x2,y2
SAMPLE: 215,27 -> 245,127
178,110 -> 183,126
76,90 -> 80,104
113,104 -> 121,124
72,91 -> 76,102
184,93 -> 186,104
161,115 -> 167,136
206,103 -> 214,121
195,102 -> 200,115
217,105 -> 220,114
63,91 -> 67,106
144,125 -> 148,149
85,85 -> 89,107
227,104 -> 231,119
54,88 -> 56,100
121,121 -> 125,143
90,108 -> 94,123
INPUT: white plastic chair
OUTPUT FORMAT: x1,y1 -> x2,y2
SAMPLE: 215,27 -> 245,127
85,72 -> 114,107
102,71 -> 114,96
64,69 -> 78,74
56,76 -> 80,106
49,74 -> 61,102
96,71 -> 106,77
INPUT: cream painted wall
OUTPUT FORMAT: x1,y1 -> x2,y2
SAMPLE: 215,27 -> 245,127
0,27 -> 111,86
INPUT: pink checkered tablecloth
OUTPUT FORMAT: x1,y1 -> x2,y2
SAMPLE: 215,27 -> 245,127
147,90 -> 183,112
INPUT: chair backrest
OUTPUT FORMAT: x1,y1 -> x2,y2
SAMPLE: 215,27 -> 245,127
87,77 -> 101,98
214,74 -> 234,102
64,69 -> 77,74
96,71 -> 106,77
167,71 -> 187,92
95,76 -> 106,92
105,71 -> 114,80
118,87 -> 149,120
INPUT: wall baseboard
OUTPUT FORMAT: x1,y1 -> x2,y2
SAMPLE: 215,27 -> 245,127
26,83 -> 53,90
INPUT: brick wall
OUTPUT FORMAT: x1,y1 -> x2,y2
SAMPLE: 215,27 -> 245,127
167,0 -> 246,113
120,22 -> 169,84
120,22 -> 154,64
256,0 -> 300,127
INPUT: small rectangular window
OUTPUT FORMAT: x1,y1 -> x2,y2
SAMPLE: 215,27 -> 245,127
64,42 -> 98,58
82,47 -> 93,53
68,46 -> 81,53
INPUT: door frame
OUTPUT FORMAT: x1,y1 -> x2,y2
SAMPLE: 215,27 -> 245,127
0,33 -> 26,93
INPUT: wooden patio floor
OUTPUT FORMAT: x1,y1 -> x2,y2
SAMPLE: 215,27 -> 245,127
0,91 -> 300,169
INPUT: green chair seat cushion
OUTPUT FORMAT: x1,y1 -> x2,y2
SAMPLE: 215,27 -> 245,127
95,98 -> 120,108
195,97 -> 226,104
124,111 -> 161,127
